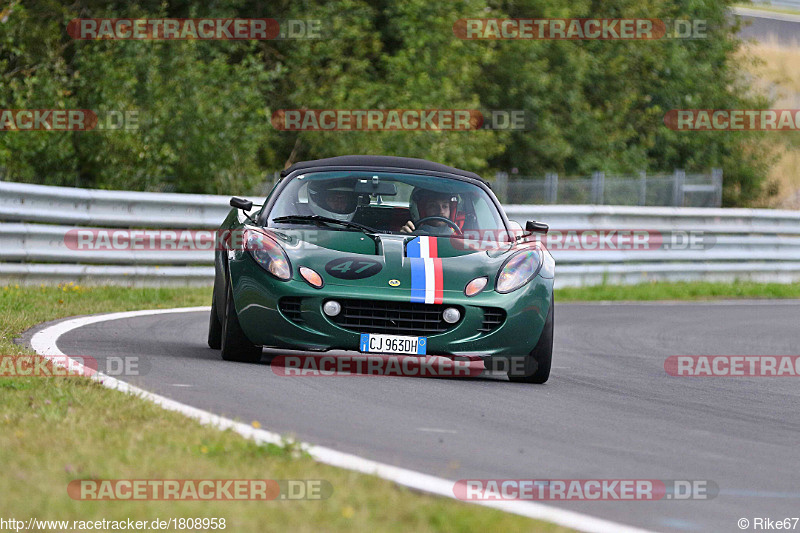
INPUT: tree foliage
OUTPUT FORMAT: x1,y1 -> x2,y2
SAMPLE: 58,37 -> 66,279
0,0 -> 773,204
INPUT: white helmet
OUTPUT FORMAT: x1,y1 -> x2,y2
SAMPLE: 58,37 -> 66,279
307,179 -> 359,221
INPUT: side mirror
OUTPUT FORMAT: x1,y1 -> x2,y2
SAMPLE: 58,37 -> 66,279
526,220 -> 549,234
230,197 -> 257,224
230,197 -> 253,211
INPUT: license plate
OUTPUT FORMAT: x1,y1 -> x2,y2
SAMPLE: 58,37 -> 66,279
359,333 -> 427,355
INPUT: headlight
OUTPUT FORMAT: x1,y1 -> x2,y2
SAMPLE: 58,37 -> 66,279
495,249 -> 542,293
245,229 -> 292,280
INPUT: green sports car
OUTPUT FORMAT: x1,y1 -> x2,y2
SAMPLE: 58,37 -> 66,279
208,155 -> 555,383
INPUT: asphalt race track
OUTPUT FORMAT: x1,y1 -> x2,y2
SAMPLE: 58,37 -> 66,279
34,300 -> 800,533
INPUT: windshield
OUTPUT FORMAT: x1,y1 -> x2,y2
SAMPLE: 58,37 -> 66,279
266,171 -> 507,236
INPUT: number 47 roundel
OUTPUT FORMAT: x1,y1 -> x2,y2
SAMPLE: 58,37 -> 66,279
324,257 -> 382,280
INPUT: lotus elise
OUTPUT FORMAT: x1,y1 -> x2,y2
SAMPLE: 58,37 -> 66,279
208,156 -> 554,383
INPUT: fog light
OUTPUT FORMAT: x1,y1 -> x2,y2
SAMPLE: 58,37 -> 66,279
443,307 -> 461,324
323,300 -> 341,317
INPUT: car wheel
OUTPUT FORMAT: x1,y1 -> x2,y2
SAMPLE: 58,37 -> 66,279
508,295 -> 553,384
207,285 -> 222,349
220,282 -> 262,363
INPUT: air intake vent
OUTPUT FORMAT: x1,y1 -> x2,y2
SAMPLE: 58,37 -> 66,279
331,299 -> 461,335
279,297 -> 304,324
479,308 -> 505,332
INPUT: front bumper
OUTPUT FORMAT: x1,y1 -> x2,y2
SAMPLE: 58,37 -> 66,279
230,254 -> 553,359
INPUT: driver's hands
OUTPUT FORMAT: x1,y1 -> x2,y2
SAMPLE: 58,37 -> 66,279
400,220 -> 416,234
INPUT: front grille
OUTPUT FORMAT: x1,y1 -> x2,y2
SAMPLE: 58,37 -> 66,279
479,308 -> 505,332
331,299 -> 461,335
279,297 -> 304,324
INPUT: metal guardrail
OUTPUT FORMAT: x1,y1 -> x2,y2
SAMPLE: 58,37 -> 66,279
0,263 -> 214,286
503,204 -> 800,233
0,180 -> 231,228
3,181 -> 800,287
495,169 -> 723,207
0,223 -> 213,265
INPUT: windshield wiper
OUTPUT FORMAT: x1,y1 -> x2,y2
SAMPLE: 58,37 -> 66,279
272,215 -> 378,235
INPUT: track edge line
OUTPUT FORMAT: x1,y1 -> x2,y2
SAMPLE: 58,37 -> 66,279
29,306 -> 655,533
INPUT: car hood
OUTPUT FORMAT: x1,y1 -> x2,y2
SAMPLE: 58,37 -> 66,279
264,228 -> 536,291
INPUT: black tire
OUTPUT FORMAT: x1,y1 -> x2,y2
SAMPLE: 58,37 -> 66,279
508,295 -> 553,384
220,282 -> 262,363
207,287 -> 222,349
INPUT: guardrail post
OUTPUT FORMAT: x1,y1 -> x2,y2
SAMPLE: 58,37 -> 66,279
712,168 -> 723,207
545,172 -> 558,203
494,172 -> 509,203
638,171 -> 647,206
591,171 -> 605,204
673,169 -> 686,207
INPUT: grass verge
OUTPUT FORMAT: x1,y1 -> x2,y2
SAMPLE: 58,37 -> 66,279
3,280 -> 796,529
0,283 -> 565,533
556,280 -> 800,301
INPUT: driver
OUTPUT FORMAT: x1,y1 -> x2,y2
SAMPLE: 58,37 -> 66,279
400,188 -> 458,235
307,179 -> 359,222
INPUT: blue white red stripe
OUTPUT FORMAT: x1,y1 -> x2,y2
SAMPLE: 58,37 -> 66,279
407,236 -> 443,304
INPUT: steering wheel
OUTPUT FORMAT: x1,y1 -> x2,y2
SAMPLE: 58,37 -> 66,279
414,216 -> 463,235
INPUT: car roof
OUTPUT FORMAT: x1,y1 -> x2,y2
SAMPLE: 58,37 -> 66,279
280,155 -> 489,186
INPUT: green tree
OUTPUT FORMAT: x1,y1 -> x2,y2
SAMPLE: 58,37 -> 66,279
0,0 -> 777,205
